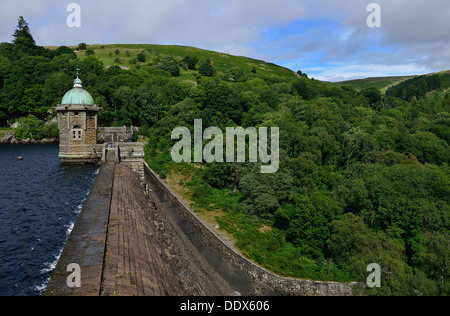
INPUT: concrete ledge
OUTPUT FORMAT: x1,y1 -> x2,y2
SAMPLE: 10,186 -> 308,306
44,163 -> 115,296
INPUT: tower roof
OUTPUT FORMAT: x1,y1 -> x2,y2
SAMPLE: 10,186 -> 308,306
61,75 -> 95,106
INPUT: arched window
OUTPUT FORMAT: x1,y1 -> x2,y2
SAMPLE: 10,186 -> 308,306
72,125 -> 82,140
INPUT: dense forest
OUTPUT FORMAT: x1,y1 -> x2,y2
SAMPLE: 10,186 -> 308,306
1,18 -> 449,296
386,75 -> 442,101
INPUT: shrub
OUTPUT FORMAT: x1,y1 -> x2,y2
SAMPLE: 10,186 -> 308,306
14,115 -> 58,140
137,53 -> 146,63
199,62 -> 215,77
160,56 -> 180,77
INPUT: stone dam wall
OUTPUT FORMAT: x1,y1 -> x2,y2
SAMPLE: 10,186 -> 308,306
143,162 -> 356,296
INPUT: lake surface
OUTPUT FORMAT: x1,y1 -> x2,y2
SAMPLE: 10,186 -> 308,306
0,144 -> 99,296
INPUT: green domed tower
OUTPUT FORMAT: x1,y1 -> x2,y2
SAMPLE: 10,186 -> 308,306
56,71 -> 103,163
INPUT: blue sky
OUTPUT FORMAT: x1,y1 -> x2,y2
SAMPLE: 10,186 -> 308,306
0,0 -> 448,81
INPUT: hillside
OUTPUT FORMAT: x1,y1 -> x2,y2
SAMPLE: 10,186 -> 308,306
337,70 -> 450,93
70,43 -> 299,83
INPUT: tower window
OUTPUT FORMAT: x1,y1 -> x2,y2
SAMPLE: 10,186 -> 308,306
72,126 -> 82,140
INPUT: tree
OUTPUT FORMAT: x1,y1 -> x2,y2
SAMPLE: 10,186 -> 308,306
204,163 -> 234,189
54,46 -> 77,58
327,213 -> 415,296
77,43 -> 87,51
289,153 -> 318,190
275,192 -> 343,259
137,53 -> 146,63
342,128 -> 378,164
182,55 -> 198,70
85,48 -> 95,56
420,233 -> 449,295
12,16 -> 36,47
363,87 -> 382,108
292,78 -> 315,100
14,115 -> 44,140
239,165 -> 294,216
160,56 -> 180,77
199,62 -> 215,77
200,80 -> 243,124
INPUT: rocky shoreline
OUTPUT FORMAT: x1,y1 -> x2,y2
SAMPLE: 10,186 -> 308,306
0,132 -> 58,145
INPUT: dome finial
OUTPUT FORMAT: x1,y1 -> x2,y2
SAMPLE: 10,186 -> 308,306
74,68 -> 82,88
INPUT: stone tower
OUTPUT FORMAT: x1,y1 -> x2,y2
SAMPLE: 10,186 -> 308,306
56,73 -> 103,164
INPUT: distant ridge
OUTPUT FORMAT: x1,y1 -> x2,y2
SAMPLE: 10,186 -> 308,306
337,70 -> 450,93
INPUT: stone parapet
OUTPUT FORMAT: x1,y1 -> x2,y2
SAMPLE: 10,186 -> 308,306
143,162 -> 357,296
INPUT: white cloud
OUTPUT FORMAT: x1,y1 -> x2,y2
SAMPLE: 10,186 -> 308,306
0,0 -> 448,81
266,0 -> 450,80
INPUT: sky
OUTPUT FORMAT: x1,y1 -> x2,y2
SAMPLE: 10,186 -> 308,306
0,0 -> 449,82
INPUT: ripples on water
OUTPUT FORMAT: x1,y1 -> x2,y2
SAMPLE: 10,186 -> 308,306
0,144 -> 99,296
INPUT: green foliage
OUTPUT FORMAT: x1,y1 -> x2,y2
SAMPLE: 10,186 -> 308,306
182,55 -> 198,70
160,56 -> 180,77
387,75 -> 441,101
14,115 -> 58,140
328,213 -> 415,296
137,53 -> 146,63
239,164 -> 294,216
144,140 -> 174,179
78,43 -> 87,51
362,87 -> 382,108
203,163 -> 234,189
199,61 -> 215,77
13,16 -> 36,47
275,192 -> 343,259
54,46 -> 76,59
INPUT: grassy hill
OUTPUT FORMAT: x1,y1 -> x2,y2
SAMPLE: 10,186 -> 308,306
337,70 -> 450,93
49,43 -> 449,94
63,43 -> 299,83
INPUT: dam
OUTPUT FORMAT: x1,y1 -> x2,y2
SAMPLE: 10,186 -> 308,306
44,161 -> 355,296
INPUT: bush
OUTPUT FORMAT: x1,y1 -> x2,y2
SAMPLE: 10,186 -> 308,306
137,53 -> 146,63
43,122 -> 59,139
77,43 -> 87,51
199,62 -> 215,77
14,115 -> 58,140
160,56 -> 180,77
182,55 -> 198,70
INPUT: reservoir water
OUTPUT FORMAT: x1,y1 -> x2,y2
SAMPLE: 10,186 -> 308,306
0,144 -> 99,296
